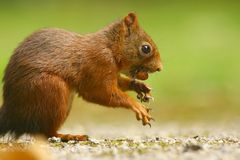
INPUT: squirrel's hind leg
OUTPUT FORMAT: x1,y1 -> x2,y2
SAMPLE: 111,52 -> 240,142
50,133 -> 89,142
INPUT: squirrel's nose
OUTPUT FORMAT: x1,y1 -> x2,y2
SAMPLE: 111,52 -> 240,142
156,63 -> 163,72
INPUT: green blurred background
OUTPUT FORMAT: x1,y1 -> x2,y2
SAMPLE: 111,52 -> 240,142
0,0 -> 240,127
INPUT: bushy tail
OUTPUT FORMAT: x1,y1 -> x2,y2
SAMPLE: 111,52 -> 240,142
0,105 -> 23,139
0,106 -> 9,136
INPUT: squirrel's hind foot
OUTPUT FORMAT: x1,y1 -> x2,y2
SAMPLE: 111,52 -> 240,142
52,133 -> 89,142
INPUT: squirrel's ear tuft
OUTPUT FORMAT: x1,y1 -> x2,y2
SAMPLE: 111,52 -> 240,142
124,12 -> 138,28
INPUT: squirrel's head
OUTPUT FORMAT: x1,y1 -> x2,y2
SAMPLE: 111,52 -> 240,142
118,13 -> 163,80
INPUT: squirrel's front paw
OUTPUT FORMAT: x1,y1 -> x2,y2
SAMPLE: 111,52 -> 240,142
137,92 -> 154,103
132,104 -> 154,127
130,81 -> 153,102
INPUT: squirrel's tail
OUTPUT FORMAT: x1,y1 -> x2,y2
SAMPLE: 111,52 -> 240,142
0,106 -> 9,136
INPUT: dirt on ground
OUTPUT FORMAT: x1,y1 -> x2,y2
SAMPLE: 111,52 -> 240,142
0,122 -> 240,160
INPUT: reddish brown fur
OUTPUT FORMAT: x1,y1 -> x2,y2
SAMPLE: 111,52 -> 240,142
0,13 -> 162,140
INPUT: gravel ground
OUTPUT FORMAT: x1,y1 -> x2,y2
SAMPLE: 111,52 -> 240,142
0,123 -> 240,160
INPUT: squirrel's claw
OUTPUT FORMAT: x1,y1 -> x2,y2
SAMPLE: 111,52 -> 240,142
136,112 -> 142,121
146,107 -> 152,113
147,123 -> 152,128
137,93 -> 143,100
150,117 -> 155,121
146,95 -> 154,101
137,92 -> 154,103
142,113 -> 154,128
142,121 -> 152,128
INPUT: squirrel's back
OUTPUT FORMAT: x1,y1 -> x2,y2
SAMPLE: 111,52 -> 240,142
5,28 -> 81,78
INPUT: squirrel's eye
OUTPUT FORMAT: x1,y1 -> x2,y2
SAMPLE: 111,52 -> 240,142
141,45 -> 151,54
139,42 -> 153,57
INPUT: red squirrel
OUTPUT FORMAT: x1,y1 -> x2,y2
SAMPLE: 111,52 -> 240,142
0,13 -> 162,141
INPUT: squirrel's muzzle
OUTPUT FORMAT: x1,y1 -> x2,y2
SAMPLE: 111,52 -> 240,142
156,63 -> 163,72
